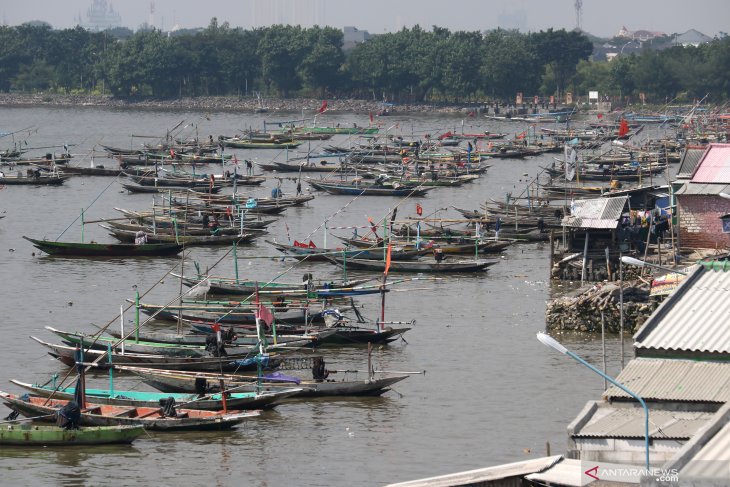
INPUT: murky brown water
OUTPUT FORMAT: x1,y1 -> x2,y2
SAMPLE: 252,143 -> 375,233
0,106 -> 641,486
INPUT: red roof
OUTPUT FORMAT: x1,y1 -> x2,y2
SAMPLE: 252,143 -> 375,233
690,144 -> 730,184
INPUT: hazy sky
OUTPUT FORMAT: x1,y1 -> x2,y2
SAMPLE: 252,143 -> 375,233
1,0 -> 728,38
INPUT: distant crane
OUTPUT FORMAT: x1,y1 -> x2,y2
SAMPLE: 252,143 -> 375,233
574,0 -> 583,31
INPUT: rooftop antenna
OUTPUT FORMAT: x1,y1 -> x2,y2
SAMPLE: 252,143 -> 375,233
574,0 -> 583,31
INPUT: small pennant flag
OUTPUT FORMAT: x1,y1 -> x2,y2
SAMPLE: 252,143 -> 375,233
384,243 -> 392,277
318,100 -> 328,114
416,203 -> 423,216
369,112 -> 374,123
232,154 -> 239,165
256,303 -> 274,327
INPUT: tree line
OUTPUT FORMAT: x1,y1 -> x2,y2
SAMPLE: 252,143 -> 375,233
1,19 -> 728,104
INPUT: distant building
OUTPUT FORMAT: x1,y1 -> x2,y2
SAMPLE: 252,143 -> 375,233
674,29 -> 713,47
343,26 -> 371,50
616,25 -> 665,42
76,0 -> 122,32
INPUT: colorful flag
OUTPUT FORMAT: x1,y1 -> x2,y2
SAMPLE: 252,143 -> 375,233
467,111 -> 476,118
384,243 -> 392,277
318,100 -> 328,113
416,203 -> 423,216
597,113 -> 603,119
232,154 -> 239,165
618,119 -> 629,137
256,303 -> 274,327
369,112 -> 374,123
516,130 -> 527,139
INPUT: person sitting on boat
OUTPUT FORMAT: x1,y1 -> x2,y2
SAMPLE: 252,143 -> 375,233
312,356 -> 330,382
205,333 -> 228,357
433,247 -> 446,263
537,218 -> 546,233
134,231 -> 148,245
209,217 -> 220,234
202,213 -> 210,229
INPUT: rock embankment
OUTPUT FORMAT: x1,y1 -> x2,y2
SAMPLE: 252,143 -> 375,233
0,93 -> 482,114
546,281 -> 659,333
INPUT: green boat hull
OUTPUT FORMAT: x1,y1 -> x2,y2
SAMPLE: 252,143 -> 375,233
0,424 -> 144,446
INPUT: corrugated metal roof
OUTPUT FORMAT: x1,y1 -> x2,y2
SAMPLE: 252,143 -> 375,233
562,195 -> 628,229
384,456 -> 563,487
604,358 -> 730,402
675,182 -> 730,195
634,265 -> 730,355
574,406 -> 713,439
680,421 -> 730,480
691,143 -> 730,184
524,459 -> 583,486
677,147 -> 708,179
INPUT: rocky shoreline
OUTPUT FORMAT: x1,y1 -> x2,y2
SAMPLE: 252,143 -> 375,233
0,93 -> 482,115
546,281 -> 659,334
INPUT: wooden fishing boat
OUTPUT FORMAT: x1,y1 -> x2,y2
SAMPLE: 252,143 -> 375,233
265,239 -> 424,261
137,303 -> 323,325
0,423 -> 144,446
11,380 -> 302,411
120,367 -> 410,397
23,236 -> 184,257
31,336 -> 283,372
101,225 -> 256,247
334,235 -> 511,255
174,274 -> 372,297
326,256 -> 497,273
121,182 -> 223,194
48,326 -> 317,356
0,173 -> 68,185
103,220 -> 247,237
273,160 -> 350,173
103,327 -> 336,348
308,180 -> 432,197
60,165 -> 124,176
0,392 -> 261,431
222,138 -> 302,149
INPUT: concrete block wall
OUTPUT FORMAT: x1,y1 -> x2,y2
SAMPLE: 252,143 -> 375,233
677,195 -> 730,249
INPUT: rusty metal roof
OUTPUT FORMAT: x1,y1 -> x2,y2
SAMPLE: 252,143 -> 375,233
562,195 -> 628,229
604,358 -> 730,402
691,143 -> 730,184
634,264 -> 730,355
677,147 -> 708,179
573,406 -> 713,439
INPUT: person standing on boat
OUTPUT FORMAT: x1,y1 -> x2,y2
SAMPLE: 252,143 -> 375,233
312,356 -> 330,382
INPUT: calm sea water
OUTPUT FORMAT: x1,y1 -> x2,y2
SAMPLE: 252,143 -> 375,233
0,106 -> 639,486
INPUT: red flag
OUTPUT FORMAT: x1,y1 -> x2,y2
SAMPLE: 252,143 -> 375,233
256,303 -> 274,327
209,174 -> 215,189
467,111 -> 476,118
416,203 -> 423,216
232,154 -> 239,165
318,100 -> 328,113
169,149 -> 175,158
618,119 -> 629,137
597,113 -> 603,119
369,112 -> 374,123
383,243 -> 392,277
211,323 -> 221,333
367,216 -> 379,237
516,131 -> 527,139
